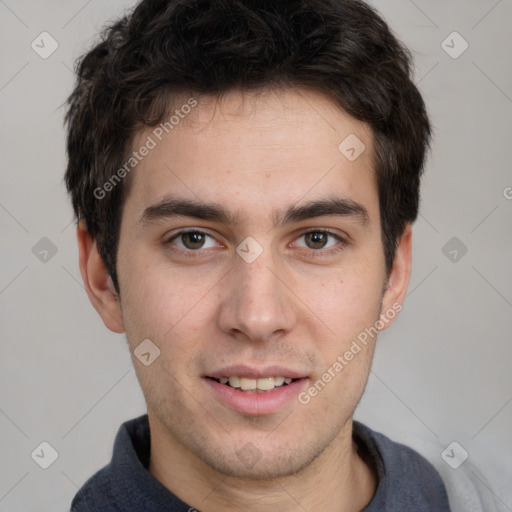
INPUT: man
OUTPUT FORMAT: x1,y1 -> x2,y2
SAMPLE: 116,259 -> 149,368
65,0 -> 451,510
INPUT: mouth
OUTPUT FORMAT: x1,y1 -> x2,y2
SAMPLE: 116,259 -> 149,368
203,367 -> 309,415
206,376 -> 299,393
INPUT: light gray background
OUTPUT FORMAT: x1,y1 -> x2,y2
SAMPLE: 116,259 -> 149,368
0,0 -> 511,511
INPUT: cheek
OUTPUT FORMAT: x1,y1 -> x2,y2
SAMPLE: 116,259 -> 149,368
295,267 -> 384,350
118,252 -> 217,350
118,263 -> 211,399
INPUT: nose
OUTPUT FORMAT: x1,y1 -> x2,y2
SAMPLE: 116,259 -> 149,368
216,248 -> 298,343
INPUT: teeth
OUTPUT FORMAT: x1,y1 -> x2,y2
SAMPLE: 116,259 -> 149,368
219,376 -> 295,391
256,377 -> 275,391
228,376 -> 240,388
240,377 -> 257,390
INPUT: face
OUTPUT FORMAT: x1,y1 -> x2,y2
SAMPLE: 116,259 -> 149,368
83,88 -> 410,480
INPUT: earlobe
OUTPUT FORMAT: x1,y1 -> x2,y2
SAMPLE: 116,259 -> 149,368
379,224 -> 412,330
77,220 -> 125,333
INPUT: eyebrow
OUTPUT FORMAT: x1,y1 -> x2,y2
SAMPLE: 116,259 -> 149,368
140,197 -> 239,225
139,196 -> 370,228
276,197 -> 369,227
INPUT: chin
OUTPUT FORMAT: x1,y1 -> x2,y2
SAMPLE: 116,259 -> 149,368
198,440 -> 325,480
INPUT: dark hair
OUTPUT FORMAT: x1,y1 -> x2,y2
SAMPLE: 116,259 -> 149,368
65,0 -> 431,293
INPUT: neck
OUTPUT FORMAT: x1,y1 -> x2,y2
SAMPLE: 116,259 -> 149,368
148,416 -> 377,512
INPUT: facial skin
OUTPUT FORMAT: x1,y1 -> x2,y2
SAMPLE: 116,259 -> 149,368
78,88 -> 412,512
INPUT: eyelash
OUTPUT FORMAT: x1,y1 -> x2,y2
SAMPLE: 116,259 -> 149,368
296,229 -> 347,259
164,228 -> 347,259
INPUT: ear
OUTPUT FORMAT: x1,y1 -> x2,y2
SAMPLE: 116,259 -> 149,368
379,223 -> 412,331
77,220 -> 125,333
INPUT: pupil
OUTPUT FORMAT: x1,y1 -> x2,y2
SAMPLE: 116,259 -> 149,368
184,232 -> 205,249
307,232 -> 327,249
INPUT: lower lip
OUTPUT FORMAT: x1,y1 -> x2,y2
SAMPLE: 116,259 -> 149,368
204,378 -> 308,415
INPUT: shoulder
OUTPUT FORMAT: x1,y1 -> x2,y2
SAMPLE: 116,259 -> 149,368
70,465 -> 117,512
70,415 -> 149,512
396,434 -> 504,512
354,421 -> 451,511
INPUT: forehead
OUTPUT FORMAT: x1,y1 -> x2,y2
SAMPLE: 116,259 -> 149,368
123,88 -> 378,225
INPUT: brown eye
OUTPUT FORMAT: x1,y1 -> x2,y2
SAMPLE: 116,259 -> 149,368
304,231 -> 329,249
169,231 -> 218,251
295,230 -> 344,252
181,232 -> 207,249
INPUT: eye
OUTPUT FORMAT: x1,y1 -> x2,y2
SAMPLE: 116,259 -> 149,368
294,230 -> 343,250
168,230 -> 218,250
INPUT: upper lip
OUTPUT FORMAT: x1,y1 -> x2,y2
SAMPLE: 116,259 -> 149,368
206,365 -> 308,380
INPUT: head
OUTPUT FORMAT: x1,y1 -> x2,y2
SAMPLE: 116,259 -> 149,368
65,0 -> 430,481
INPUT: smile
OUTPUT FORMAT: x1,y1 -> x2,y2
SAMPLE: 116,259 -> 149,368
204,367 -> 309,415
210,376 -> 295,392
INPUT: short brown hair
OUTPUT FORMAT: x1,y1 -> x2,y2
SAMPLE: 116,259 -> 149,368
65,0 -> 431,292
